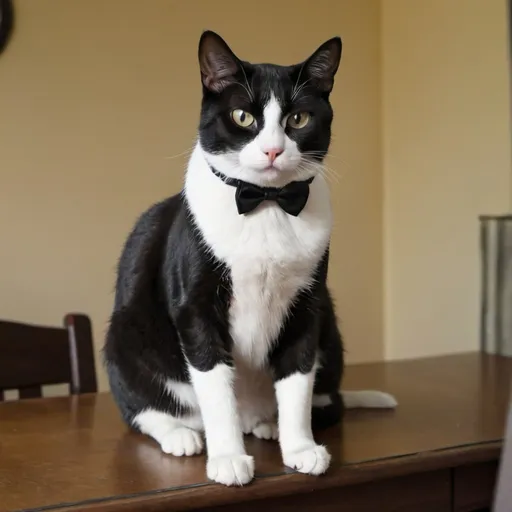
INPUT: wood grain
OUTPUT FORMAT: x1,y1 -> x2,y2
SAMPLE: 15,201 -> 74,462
0,353 -> 510,512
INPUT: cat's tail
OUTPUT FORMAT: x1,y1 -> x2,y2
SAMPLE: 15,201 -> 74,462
312,390 -> 397,431
341,390 -> 398,409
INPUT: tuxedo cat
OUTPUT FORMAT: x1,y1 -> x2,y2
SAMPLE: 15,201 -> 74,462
104,30 -> 396,487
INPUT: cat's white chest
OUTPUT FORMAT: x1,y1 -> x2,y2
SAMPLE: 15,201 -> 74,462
227,208 -> 328,367
185,151 -> 332,368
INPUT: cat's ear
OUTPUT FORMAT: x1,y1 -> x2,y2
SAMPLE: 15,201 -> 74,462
198,31 -> 241,93
303,37 -> 342,93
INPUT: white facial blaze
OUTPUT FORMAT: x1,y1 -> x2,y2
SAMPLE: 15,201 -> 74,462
256,95 -> 285,153
236,93 -> 303,183
203,92 -> 310,187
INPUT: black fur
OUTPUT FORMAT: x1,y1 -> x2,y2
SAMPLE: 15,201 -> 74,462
105,192 -> 345,429
0,0 -> 14,54
104,31 -> 345,432
198,30 -> 341,159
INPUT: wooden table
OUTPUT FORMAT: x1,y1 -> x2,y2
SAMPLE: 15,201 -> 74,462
1,353 -> 511,512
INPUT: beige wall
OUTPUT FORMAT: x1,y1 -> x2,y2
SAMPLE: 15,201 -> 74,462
0,0 -> 383,391
5,1 -> 507,389
382,0 -> 512,359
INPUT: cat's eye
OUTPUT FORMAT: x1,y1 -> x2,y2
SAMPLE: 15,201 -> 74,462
286,112 -> 310,129
231,109 -> 255,128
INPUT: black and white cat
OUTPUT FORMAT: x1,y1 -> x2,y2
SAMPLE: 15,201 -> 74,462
104,31 -> 396,487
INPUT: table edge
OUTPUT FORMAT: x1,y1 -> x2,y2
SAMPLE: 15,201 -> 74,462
26,440 -> 502,512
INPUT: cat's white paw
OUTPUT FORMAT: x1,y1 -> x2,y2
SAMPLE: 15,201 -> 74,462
160,427 -> 204,456
252,421 -> 278,440
283,444 -> 331,475
207,454 -> 255,486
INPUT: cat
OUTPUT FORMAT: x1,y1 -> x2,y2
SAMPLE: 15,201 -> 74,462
104,30 -> 397,487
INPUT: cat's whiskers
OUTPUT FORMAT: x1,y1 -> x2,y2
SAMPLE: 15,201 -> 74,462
301,150 -> 353,175
291,63 -> 305,101
293,166 -> 312,183
238,66 -> 255,102
291,77 -> 313,102
319,164 -> 342,185
107,31 -> 356,490
164,146 -> 195,161
298,158 -> 341,185
233,81 -> 254,103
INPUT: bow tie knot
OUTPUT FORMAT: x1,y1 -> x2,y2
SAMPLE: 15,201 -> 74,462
264,188 -> 279,201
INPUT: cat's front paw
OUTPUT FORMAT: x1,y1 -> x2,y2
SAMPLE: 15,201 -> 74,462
207,454 -> 255,486
283,444 -> 331,475
160,427 -> 204,456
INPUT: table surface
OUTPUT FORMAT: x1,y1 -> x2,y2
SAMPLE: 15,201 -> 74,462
1,353 -> 511,512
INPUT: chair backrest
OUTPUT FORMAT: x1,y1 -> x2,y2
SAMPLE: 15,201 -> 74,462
0,314 -> 97,400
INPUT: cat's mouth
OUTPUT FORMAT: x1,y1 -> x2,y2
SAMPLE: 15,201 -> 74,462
253,165 -> 302,188
260,165 -> 290,178
259,161 -> 294,173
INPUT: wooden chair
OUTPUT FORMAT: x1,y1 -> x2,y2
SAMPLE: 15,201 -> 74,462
0,314 -> 97,400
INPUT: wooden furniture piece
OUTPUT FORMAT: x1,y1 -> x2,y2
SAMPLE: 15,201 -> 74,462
0,314 -> 97,400
493,403 -> 512,512
0,353 -> 510,512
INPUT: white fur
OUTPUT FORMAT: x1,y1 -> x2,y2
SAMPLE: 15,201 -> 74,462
251,421 -> 279,440
164,379 -> 199,409
133,409 -> 204,456
138,95 -> 394,486
186,95 -> 332,370
188,363 -> 254,486
275,369 -> 331,475
342,390 -> 398,409
185,150 -> 332,369
204,95 -> 315,189
182,96 -> 332,485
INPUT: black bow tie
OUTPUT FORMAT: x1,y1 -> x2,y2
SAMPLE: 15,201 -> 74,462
211,168 -> 314,217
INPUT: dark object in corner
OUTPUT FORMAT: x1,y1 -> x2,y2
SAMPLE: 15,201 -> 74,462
0,0 -> 13,54
0,314 -> 98,400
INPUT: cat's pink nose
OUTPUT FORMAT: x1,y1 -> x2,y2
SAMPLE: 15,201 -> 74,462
264,148 -> 284,163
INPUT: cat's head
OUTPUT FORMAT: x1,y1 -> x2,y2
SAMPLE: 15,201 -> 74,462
197,31 -> 341,187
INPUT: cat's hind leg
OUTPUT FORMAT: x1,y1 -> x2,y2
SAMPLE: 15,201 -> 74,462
133,409 -> 204,456
250,422 -> 279,440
